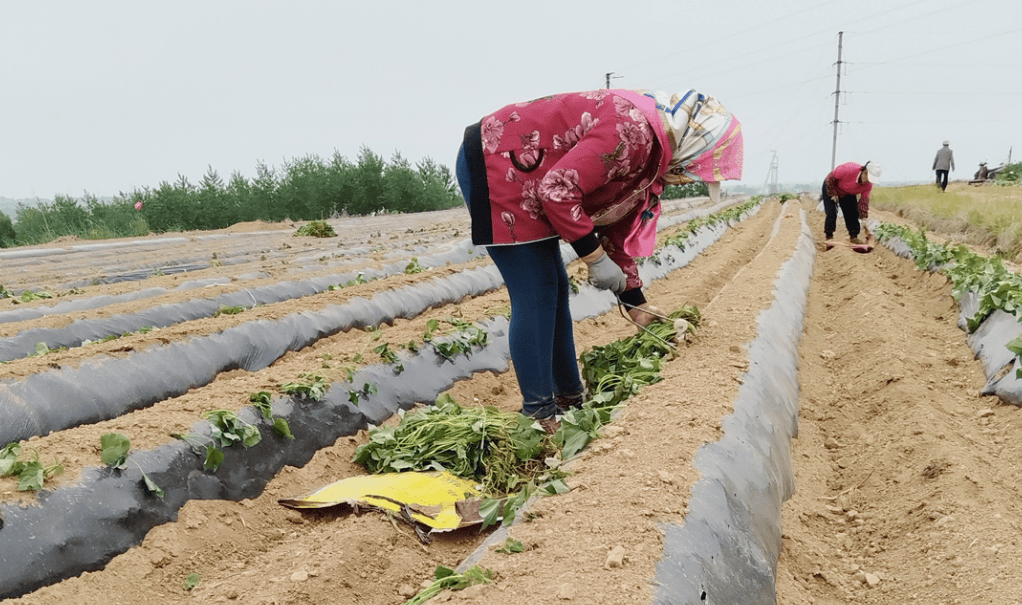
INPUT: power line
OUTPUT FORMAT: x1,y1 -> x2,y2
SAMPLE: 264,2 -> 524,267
616,0 -> 846,74
847,27 -> 1022,73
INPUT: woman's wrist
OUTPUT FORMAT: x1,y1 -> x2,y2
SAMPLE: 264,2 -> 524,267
581,248 -> 605,264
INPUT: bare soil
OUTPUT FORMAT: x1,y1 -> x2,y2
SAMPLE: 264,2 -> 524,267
3,195 -> 1021,604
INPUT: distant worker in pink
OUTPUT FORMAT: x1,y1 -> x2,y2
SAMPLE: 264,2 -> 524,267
455,88 -> 743,430
821,161 -> 881,245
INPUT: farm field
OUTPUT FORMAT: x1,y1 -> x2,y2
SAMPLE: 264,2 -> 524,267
2,192 -> 1022,604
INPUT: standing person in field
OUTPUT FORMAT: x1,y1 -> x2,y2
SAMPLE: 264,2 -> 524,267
933,140 -> 955,191
456,88 -> 743,431
821,161 -> 881,245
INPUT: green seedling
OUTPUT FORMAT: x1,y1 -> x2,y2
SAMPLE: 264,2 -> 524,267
404,565 -> 493,605
404,257 -> 424,274
213,304 -> 246,317
18,290 -> 53,303
495,538 -> 526,554
1,442 -> 64,492
172,409 -> 261,472
100,433 -> 164,498
248,391 -> 294,440
184,573 -> 200,590
347,382 -> 377,406
279,373 -> 328,401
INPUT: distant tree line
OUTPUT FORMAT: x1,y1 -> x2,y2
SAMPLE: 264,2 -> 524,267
0,146 -> 463,248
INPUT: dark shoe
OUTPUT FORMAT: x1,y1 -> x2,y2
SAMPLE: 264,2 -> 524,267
824,232 -> 834,241
554,391 -> 586,412
537,416 -> 561,435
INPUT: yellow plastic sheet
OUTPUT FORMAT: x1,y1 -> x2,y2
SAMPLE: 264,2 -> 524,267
278,471 -> 483,531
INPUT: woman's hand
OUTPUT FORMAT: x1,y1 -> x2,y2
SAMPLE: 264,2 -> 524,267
627,303 -> 668,328
583,248 -> 627,294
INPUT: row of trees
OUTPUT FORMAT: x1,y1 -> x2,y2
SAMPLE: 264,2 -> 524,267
0,149 -> 739,249
2,147 -> 464,247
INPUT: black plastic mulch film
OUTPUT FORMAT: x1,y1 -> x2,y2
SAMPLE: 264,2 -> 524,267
0,238 -> 486,360
0,200 -> 771,600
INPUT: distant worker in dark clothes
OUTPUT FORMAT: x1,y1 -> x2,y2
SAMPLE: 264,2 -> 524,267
456,88 -> 743,431
933,140 -> 955,191
821,161 -> 881,245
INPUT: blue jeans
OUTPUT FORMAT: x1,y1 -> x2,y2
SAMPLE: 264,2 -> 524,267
456,144 -> 584,419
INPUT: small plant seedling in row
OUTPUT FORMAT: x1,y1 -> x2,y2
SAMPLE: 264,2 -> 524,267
100,433 -> 164,498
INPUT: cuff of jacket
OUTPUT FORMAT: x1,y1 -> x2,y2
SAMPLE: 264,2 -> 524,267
569,231 -> 600,259
619,288 -> 646,308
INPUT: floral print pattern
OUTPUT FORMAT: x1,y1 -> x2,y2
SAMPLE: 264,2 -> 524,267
471,90 -> 671,292
481,112 -> 520,153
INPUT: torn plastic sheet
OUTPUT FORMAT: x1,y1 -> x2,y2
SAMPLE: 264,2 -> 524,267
279,470 -> 485,535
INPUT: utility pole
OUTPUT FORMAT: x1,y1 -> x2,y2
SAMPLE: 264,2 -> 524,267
764,151 -> 779,194
605,72 -> 622,89
830,31 -> 843,171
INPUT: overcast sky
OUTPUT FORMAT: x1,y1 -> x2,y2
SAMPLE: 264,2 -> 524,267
1,0 -> 1019,201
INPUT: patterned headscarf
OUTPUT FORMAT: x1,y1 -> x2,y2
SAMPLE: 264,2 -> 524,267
640,90 -> 744,185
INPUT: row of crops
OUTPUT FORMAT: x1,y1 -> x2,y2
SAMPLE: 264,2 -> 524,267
0,197 -> 764,599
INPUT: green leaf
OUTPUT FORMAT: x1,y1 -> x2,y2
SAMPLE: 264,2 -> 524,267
433,565 -> 456,581
478,498 -> 503,530
273,418 -> 294,440
141,473 -> 164,499
241,424 -> 262,448
203,446 -> 225,472
17,461 -> 45,491
184,573 -> 200,590
0,443 -> 22,477
542,478 -> 570,495
100,433 -> 131,469
559,427 -> 591,460
249,391 -> 274,419
496,539 -> 525,554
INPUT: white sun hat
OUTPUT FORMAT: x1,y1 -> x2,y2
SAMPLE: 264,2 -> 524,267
864,161 -> 882,183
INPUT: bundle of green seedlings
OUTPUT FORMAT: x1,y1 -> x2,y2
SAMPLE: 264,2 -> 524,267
354,394 -> 549,495
404,565 -> 493,605
353,305 -> 699,529
581,304 -> 700,408
293,220 -> 336,238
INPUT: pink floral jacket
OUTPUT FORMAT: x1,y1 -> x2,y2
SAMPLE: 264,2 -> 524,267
462,90 -> 671,292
